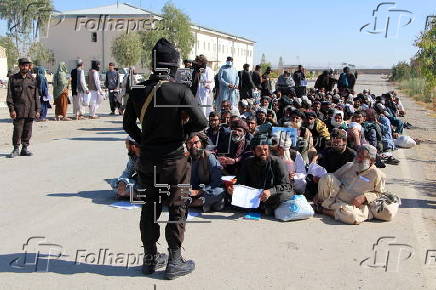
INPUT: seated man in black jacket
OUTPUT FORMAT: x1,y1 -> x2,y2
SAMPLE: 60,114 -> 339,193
305,128 -> 356,200
318,128 -> 356,173
227,133 -> 294,215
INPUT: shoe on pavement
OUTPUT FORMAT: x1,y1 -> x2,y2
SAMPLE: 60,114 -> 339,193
9,147 -> 20,158
142,252 -> 168,275
165,248 -> 195,280
20,147 -> 33,156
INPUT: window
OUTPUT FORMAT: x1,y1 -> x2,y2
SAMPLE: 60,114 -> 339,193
91,32 -> 97,42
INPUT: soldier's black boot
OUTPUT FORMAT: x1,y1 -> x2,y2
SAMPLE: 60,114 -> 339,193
142,247 -> 168,275
9,146 -> 20,158
20,146 -> 33,156
164,248 -> 195,280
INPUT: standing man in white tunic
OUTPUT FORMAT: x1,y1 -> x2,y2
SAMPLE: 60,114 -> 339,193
195,55 -> 215,117
87,60 -> 104,119
216,56 -> 239,112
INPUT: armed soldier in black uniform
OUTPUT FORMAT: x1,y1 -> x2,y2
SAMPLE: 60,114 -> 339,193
7,58 -> 40,158
123,38 -> 208,280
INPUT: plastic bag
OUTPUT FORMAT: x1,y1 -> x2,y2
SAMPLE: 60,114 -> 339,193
274,195 -> 314,221
394,135 -> 416,148
81,93 -> 91,106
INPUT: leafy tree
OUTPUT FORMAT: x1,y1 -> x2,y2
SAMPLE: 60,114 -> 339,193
414,25 -> 436,99
139,2 -> 194,69
29,42 -> 54,69
260,62 -> 272,74
111,32 -> 142,67
0,36 -> 19,69
0,0 -> 54,56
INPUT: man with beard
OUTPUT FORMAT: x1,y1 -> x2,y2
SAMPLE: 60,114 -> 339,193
123,38 -> 208,279
7,58 -> 40,157
239,63 -> 255,100
318,128 -> 356,173
217,119 -> 250,175
217,57 -> 239,111
256,109 -> 268,126
261,66 -> 272,96
227,133 -> 294,215
205,111 -> 231,147
289,110 -> 314,164
252,65 -> 262,90
314,145 -> 391,225
305,111 -> 330,150
186,132 -> 226,212
293,65 -> 307,98
246,117 -> 257,138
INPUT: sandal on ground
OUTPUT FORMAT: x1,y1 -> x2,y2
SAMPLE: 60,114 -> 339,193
385,156 -> 400,165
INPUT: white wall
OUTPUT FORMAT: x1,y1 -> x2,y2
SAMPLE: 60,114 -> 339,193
0,57 -> 7,79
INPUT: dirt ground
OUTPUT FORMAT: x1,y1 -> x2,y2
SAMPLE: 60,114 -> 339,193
0,74 -> 435,290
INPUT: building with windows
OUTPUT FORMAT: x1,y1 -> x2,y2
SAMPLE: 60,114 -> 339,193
41,3 -> 255,72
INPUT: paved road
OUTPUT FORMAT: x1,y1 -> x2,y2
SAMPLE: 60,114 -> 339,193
0,75 -> 435,290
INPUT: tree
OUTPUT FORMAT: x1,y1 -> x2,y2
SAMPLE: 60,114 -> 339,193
278,56 -> 284,69
414,25 -> 436,99
260,62 -> 272,74
261,53 -> 266,64
0,0 -> 54,56
139,2 -> 194,69
0,36 -> 19,69
111,32 -> 142,67
29,42 -> 54,69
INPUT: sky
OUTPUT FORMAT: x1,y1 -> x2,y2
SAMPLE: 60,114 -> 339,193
1,0 -> 435,68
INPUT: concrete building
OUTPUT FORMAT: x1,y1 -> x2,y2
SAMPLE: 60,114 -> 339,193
0,46 -> 7,79
41,3 -> 255,72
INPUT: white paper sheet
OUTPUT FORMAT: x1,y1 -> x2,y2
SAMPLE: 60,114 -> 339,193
231,185 -> 263,209
109,201 -> 141,209
307,163 -> 327,178
221,176 -> 236,182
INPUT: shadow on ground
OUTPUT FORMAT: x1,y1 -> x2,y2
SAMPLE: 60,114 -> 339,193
0,253 -> 167,279
387,178 -> 436,197
400,198 -> 436,209
47,189 -> 115,205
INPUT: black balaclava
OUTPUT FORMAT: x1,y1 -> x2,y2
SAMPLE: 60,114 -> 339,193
152,38 -> 180,77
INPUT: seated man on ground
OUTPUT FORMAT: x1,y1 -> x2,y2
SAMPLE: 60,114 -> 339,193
227,133 -> 294,215
216,119 -> 251,175
314,145 -> 396,225
305,111 -> 330,150
205,111 -> 231,147
186,132 -> 226,212
318,128 -> 356,173
111,137 -> 140,199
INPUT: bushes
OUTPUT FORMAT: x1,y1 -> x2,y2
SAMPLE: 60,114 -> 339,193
390,25 -> 435,106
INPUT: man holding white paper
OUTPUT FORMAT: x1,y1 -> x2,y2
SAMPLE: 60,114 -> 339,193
226,133 -> 294,215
